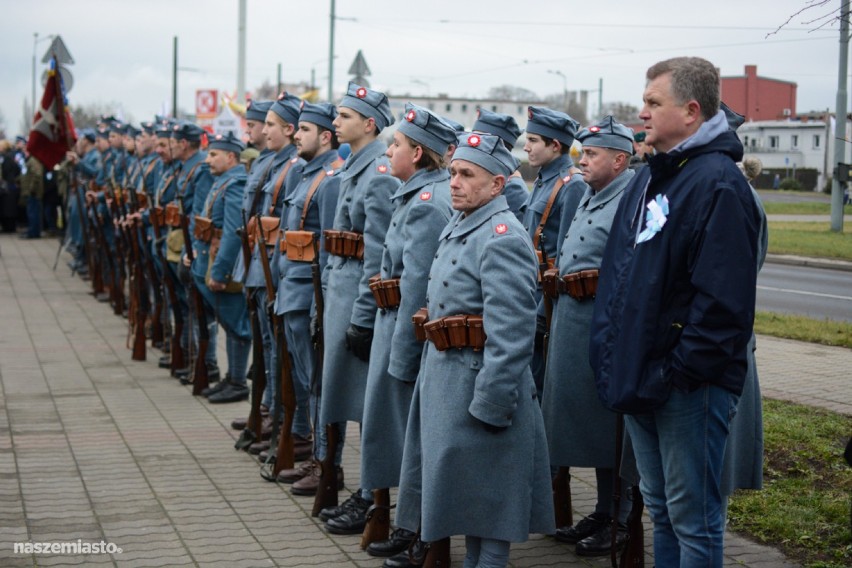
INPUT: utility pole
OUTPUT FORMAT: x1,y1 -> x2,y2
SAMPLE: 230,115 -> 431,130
277,63 -> 282,95
237,0 -> 247,104
831,0 -> 849,232
598,78 -> 603,121
328,0 -> 336,102
172,36 -> 178,118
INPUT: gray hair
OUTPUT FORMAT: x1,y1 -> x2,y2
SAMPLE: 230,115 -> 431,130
647,57 -> 720,121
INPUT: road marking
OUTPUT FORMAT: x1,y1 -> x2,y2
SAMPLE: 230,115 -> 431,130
757,285 -> 852,302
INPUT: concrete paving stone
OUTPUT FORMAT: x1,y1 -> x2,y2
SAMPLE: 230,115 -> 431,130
0,558 -> 34,568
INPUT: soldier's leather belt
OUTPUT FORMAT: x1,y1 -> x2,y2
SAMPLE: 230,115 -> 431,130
193,216 -> 222,244
369,275 -> 401,309
542,268 -> 600,301
323,229 -> 364,260
412,308 -> 486,351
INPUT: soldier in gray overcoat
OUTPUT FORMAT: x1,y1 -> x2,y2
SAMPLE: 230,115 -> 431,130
472,108 -> 528,222
540,117 -> 635,556
355,104 -> 455,548
395,133 -> 554,567
317,83 -> 400,524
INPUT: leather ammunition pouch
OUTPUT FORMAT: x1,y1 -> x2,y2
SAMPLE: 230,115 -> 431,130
207,234 -> 242,294
164,202 -> 182,228
369,275 -> 401,309
323,229 -> 364,260
193,216 -> 222,244
282,230 -> 316,262
422,313 -> 486,351
542,268 -> 600,301
135,191 -> 148,210
412,308 -> 429,342
246,215 -> 280,250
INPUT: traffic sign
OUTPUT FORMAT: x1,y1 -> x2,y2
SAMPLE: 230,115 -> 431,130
196,89 -> 218,119
41,35 -> 74,65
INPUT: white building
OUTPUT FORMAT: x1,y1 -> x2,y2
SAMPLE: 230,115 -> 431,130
738,117 -> 851,191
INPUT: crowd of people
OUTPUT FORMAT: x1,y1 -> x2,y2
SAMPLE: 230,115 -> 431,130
22,55 -> 766,568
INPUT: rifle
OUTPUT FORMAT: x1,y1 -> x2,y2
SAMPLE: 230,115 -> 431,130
254,213 -> 296,474
180,211 -> 210,395
539,237 -> 573,529
107,185 -> 127,316
361,488 -> 391,550
613,413 -> 644,568
84,190 -> 104,293
94,194 -> 117,302
311,239 -> 340,517
151,206 -> 185,375
236,210 -> 267,452
127,212 -> 148,361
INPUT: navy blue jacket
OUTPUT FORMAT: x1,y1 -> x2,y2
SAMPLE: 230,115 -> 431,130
590,120 -> 761,412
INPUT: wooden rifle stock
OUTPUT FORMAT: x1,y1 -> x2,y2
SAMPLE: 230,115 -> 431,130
128,214 -> 148,361
312,423 -> 340,517
253,214 -> 296,473
235,213 -> 267,451
180,213 -> 209,395
151,212 -> 185,374
424,537 -> 451,568
553,466 -> 573,529
360,488 -> 391,549
613,413 -> 644,568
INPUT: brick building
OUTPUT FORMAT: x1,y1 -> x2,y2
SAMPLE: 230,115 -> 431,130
721,64 -> 797,121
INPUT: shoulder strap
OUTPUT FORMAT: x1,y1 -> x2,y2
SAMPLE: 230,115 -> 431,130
532,176 -> 566,251
205,178 -> 237,218
266,158 -> 297,215
177,161 -> 202,197
298,158 -> 344,228
140,158 -> 158,194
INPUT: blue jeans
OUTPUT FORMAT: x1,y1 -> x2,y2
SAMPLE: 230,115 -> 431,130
26,196 -> 42,237
625,384 -> 739,568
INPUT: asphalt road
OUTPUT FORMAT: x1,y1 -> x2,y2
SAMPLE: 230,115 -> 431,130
757,261 -> 852,322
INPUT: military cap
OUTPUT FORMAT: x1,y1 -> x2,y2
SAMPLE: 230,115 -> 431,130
339,82 -> 394,131
96,127 -> 110,139
398,103 -> 458,156
526,106 -> 579,147
633,131 -> 646,143
473,108 -> 522,148
245,99 -> 273,122
109,122 -> 127,135
80,128 -> 97,143
576,115 -> 635,155
270,92 -> 301,125
721,101 -> 745,132
452,132 -> 520,178
443,117 -> 466,133
155,123 -> 173,138
208,131 -> 246,155
125,124 -> 142,138
171,121 -> 205,142
140,121 -> 157,135
299,101 -> 338,131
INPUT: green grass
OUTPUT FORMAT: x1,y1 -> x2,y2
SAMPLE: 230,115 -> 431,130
762,201 -> 833,215
755,311 -> 852,349
727,398 -> 852,568
767,222 -> 852,261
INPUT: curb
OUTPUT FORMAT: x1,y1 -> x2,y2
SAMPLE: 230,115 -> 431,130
766,253 -> 852,272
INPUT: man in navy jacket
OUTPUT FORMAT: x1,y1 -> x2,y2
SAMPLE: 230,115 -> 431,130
590,57 -> 761,567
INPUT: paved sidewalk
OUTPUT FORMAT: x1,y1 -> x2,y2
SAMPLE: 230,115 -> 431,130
4,234 -> 846,567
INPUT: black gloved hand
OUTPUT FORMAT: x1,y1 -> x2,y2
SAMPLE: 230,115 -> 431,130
345,323 -> 373,362
534,315 -> 548,351
310,314 -> 320,345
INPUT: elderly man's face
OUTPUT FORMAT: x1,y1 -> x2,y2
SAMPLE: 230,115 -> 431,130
639,73 -> 693,154
449,159 -> 503,214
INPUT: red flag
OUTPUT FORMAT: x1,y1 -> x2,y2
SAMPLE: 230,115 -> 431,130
26,57 -> 76,170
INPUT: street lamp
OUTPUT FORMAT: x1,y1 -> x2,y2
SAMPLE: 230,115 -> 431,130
31,32 -> 55,125
548,69 -> 568,111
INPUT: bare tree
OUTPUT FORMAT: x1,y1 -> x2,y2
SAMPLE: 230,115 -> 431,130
70,102 -> 133,129
252,80 -> 278,100
487,85 -> 540,102
768,0 -> 839,36
543,93 -> 589,125
601,101 -> 640,124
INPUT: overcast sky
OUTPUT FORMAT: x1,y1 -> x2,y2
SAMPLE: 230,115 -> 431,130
0,0 -> 846,134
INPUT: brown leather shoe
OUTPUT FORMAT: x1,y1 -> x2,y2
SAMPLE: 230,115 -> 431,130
230,405 -> 270,431
277,460 -> 315,484
291,465 -> 344,496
